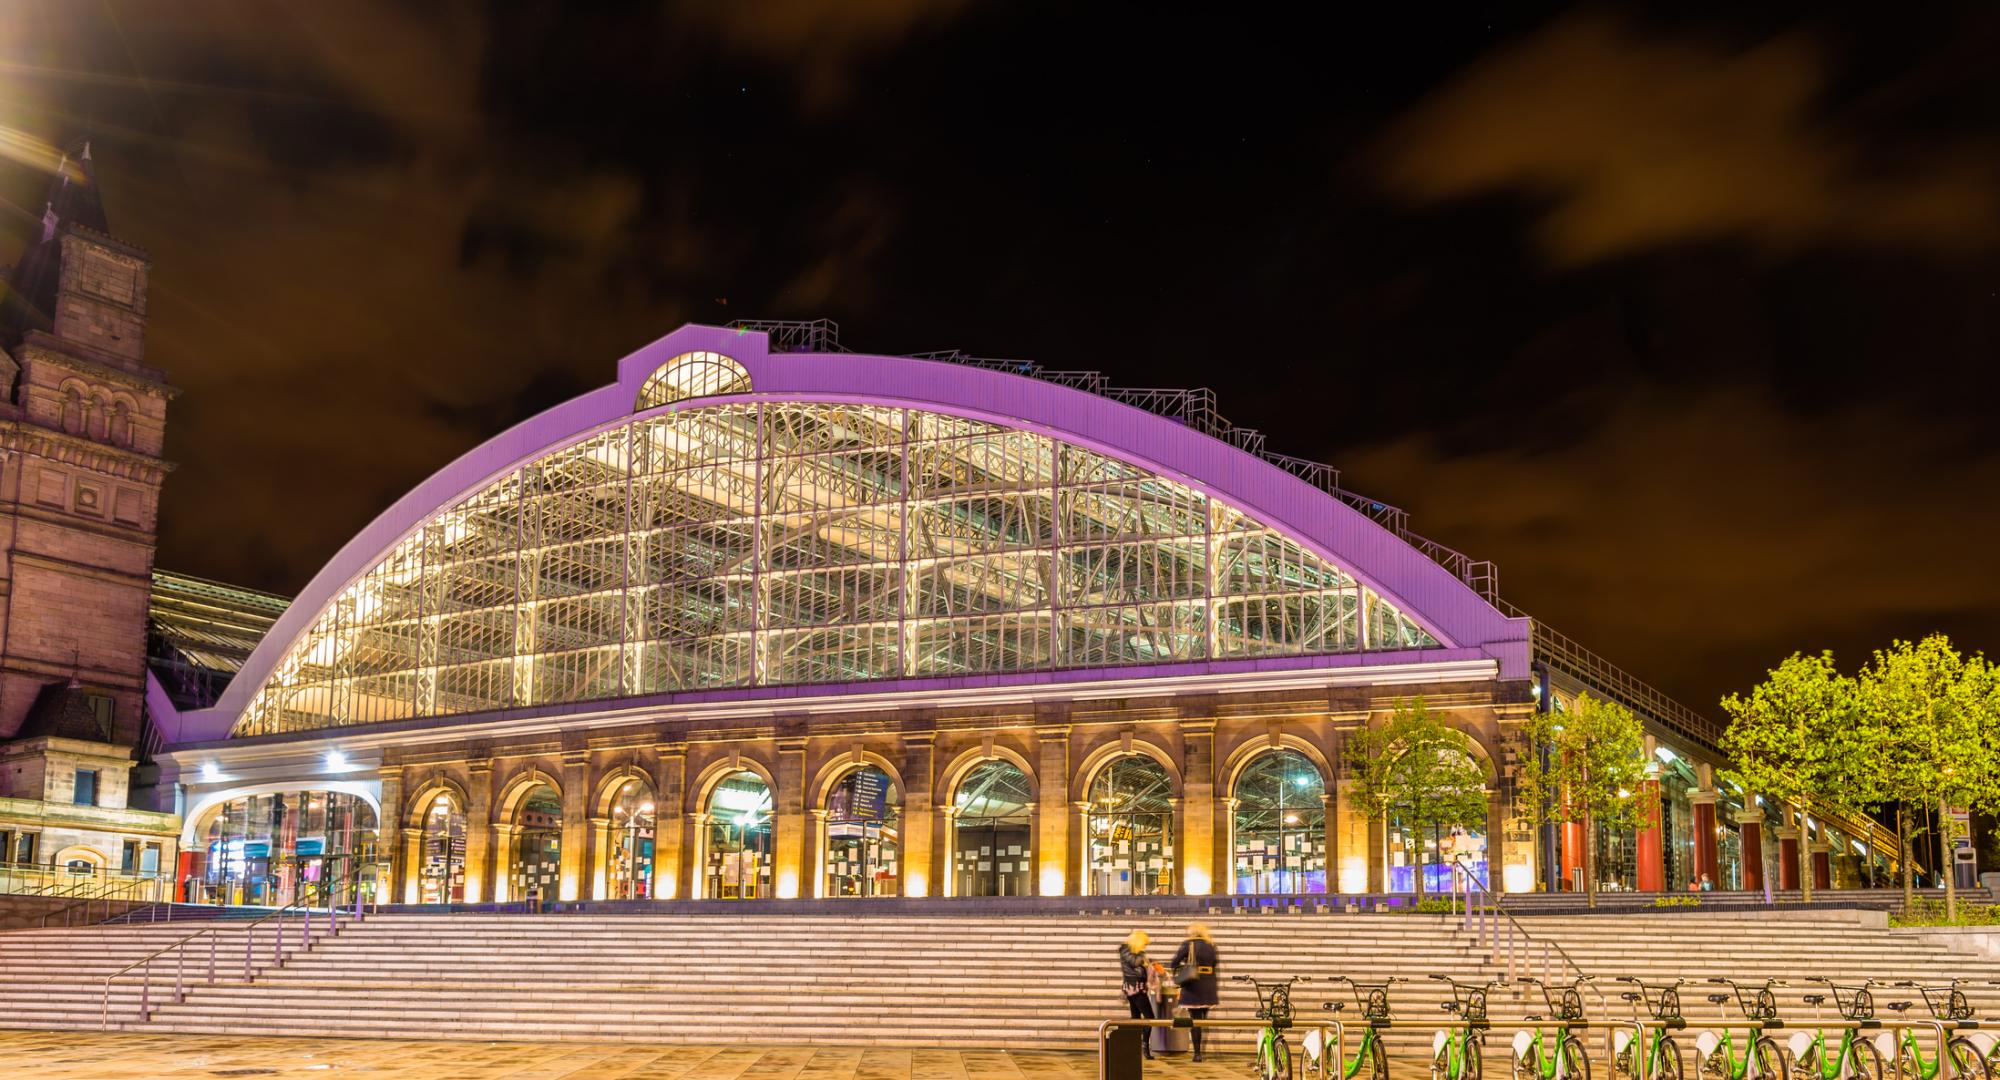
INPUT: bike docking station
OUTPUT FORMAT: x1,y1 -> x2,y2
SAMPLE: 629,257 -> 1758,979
1092,973 -> 1984,1080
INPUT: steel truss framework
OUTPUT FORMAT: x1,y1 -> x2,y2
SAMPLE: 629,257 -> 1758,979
235,402 -> 1438,736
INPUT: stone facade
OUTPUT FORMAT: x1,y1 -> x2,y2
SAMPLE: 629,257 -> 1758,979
329,673 -> 1540,905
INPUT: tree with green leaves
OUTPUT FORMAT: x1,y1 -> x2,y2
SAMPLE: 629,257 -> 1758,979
1345,697 -> 1490,898
1514,692 -> 1648,908
1718,651 -> 1868,905
1855,635 -> 2000,920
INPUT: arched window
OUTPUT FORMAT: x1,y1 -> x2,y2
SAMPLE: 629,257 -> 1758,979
419,793 -> 467,904
951,760 -> 1032,897
1231,750 -> 1327,895
61,389 -> 83,435
510,783 -> 563,902
1085,755 -> 1174,895
636,351 -> 751,410
822,765 -> 901,897
110,400 -> 132,447
606,779 -> 657,900
191,790 -> 380,907
1385,747 -> 1487,895
704,770 -> 773,898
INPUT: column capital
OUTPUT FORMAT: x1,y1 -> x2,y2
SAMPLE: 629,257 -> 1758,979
1035,724 -> 1073,739
902,731 -> 938,747
655,739 -> 688,756
777,738 -> 808,754
468,758 -> 494,775
379,764 -> 407,780
1735,809 -> 1765,826
1689,789 -> 1720,807
561,749 -> 590,768
809,808 -> 830,821
589,816 -> 612,829
1180,719 -> 1218,736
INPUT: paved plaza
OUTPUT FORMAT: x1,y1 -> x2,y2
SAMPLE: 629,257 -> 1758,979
0,1031 -> 1284,1080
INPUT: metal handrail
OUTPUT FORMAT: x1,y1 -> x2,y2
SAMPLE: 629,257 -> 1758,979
39,876 -> 152,928
1454,856 -> 1596,995
100,872 -> 370,1029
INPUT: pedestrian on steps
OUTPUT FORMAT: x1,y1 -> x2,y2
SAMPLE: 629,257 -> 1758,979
1169,922 -> 1220,1062
1119,930 -> 1159,1059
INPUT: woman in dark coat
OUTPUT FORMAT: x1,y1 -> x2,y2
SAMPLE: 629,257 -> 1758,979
1169,922 -> 1220,1061
1119,930 -> 1158,1059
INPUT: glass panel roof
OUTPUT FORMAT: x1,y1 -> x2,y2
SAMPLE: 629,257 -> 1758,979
233,403 -> 1438,736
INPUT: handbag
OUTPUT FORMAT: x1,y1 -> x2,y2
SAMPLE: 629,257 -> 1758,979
1173,943 -> 1203,987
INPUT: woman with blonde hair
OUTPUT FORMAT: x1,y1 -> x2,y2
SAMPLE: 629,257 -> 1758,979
1118,929 -> 1159,1058
1169,922 -> 1220,1061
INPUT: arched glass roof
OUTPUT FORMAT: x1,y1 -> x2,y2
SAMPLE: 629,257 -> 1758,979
636,351 -> 751,410
232,402 -> 1438,737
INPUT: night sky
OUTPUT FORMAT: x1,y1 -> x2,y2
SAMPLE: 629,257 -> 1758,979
1,3 -> 1995,716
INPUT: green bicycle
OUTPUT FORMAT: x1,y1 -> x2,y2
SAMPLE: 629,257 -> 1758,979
1694,978 -> 1788,1080
1313,975 -> 1400,1080
1877,981 -> 1992,1080
1432,975 -> 1499,1080
1512,976 -> 1595,1080
1613,977 -> 1688,1080
1239,974 -> 1312,1080
1785,979 -> 1883,1080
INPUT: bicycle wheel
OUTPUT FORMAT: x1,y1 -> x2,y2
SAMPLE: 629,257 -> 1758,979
1274,1034 -> 1295,1080
1656,1036 -> 1685,1080
1513,1043 -> 1540,1080
1751,1038 -> 1790,1080
1468,1037 -> 1485,1080
1949,1038 -> 1993,1080
1843,1038 -> 1883,1080
1367,1034 -> 1390,1080
1561,1035 -> 1592,1080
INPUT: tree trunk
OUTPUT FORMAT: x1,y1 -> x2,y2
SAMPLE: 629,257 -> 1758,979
1900,803 -> 1915,912
1798,803 -> 1813,905
1583,812 -> 1597,909
1943,796 -> 1958,922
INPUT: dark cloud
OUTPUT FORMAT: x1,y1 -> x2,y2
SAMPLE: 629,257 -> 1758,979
1375,12 -> 2000,264
1,2 -> 1995,718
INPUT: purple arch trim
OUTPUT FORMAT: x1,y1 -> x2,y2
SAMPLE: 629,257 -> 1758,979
185,324 -> 1527,741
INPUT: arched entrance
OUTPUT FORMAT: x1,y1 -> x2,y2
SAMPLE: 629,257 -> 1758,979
1231,749 -> 1327,894
821,765 -> 901,897
1084,755 -> 1174,896
510,783 -> 563,904
704,770 -> 773,898
952,760 -> 1033,896
192,790 -> 379,907
607,779 -> 657,900
1386,746 -> 1488,895
418,792 -> 467,903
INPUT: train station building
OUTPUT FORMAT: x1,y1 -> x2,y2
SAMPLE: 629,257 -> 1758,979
1,148 -> 1903,913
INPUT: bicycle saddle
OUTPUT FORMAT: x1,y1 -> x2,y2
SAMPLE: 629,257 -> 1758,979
1326,1002 -> 1345,1012
1706,995 -> 1731,1005
1887,1002 -> 1914,1012
1525,1014 -> 1545,1022
1442,1002 -> 1461,1013
1803,994 -> 1827,1005
1620,992 -> 1641,1002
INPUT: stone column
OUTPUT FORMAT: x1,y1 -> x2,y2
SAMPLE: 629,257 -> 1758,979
1180,721 -> 1216,896
377,765 -> 405,903
1074,801 -> 1095,896
686,813 -> 709,899
901,734 -> 936,898
1220,797 -> 1240,895
464,759 -> 493,904
588,817 -> 612,900
1320,793 -> 1338,897
490,823 -> 519,903
653,744 -> 687,899
808,808 -> 829,898
1810,841 -> 1832,890
1035,726 -> 1071,896
774,739 -> 808,899
400,830 -> 423,905
1737,802 -> 1765,893
1635,777 -> 1664,892
939,805 -> 958,897
559,751 -> 590,902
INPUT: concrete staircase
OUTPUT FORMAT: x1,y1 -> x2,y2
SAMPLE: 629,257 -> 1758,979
1,909 -> 1997,1052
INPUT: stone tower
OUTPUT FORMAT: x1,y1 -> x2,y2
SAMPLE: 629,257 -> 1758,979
0,139 -> 172,754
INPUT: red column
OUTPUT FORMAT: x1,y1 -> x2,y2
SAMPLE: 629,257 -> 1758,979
1812,845 -> 1831,890
1777,827 -> 1800,891
1739,810 -> 1765,892
1691,796 -> 1719,887
1635,780 -> 1664,892
1560,821 -> 1585,891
